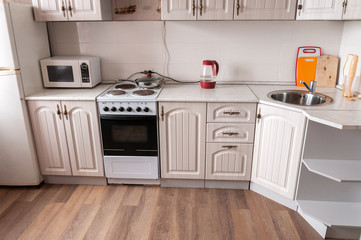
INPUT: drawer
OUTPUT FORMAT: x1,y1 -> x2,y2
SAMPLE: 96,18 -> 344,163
205,143 -> 253,181
207,103 -> 256,123
207,123 -> 254,143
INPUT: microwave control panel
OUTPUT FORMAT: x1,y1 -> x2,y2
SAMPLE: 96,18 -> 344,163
80,62 -> 90,83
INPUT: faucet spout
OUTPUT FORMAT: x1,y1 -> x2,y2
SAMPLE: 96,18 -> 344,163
300,80 -> 317,94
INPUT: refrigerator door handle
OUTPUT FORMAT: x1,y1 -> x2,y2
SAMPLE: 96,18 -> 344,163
0,67 -> 20,76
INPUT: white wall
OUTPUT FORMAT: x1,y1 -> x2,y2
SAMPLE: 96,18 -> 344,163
48,21 -> 344,84
338,21 -> 361,90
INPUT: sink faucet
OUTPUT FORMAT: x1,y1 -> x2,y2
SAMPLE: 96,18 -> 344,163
300,80 -> 317,94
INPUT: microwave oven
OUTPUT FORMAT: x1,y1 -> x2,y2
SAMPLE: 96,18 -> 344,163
40,56 -> 101,88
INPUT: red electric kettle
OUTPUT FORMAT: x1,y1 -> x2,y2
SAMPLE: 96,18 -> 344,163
200,60 -> 219,89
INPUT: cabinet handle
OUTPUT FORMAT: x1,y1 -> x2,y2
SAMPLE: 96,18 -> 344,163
236,0 -> 240,15
192,0 -> 195,16
223,111 -> 240,115
61,0 -> 66,17
57,104 -> 62,120
68,0 -> 73,17
257,108 -> 261,124
160,105 -> 164,121
222,145 -> 237,149
222,132 -> 239,136
63,105 -> 68,120
297,4 -> 302,16
343,0 -> 347,14
199,0 -> 203,16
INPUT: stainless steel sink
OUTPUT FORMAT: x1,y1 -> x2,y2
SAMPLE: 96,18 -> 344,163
267,90 -> 333,106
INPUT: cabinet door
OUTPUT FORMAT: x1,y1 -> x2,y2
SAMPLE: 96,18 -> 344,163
161,0 -> 197,20
296,0 -> 343,20
32,0 -> 68,21
27,101 -> 72,176
62,101 -> 104,176
251,104 -> 306,199
159,102 -> 206,179
234,0 -> 297,20
198,0 -> 234,20
343,0 -> 361,20
206,143 -> 252,180
67,0 -> 103,21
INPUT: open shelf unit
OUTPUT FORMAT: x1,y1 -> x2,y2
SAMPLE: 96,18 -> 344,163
296,121 -> 361,239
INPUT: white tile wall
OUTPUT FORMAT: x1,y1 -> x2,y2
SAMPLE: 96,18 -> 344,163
338,21 -> 361,91
48,21 -> 344,84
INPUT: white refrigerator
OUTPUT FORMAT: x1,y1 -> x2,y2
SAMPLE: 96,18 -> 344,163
0,0 -> 50,185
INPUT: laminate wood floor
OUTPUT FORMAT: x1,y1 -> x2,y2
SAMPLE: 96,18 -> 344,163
0,184 -> 347,240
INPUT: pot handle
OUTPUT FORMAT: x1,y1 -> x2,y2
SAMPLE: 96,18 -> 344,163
213,61 -> 219,76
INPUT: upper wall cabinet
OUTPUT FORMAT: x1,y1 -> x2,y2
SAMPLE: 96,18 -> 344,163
32,0 -> 112,21
296,0 -> 361,20
234,0 -> 297,20
161,0 -> 234,20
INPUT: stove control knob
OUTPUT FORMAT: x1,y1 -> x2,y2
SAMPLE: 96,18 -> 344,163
143,107 -> 149,112
111,107 -> 117,112
119,107 -> 125,112
136,107 -> 142,112
127,107 -> 132,112
103,107 -> 109,112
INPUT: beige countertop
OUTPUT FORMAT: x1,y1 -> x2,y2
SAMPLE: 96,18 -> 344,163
25,84 -> 112,101
157,84 -> 259,103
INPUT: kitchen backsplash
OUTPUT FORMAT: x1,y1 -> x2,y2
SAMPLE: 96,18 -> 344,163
48,21 -> 344,84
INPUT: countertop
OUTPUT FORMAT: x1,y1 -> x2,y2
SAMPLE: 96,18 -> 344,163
25,84 -> 112,101
157,84 -> 259,103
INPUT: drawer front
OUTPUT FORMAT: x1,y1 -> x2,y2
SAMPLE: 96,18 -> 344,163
207,123 -> 254,143
206,143 -> 253,181
207,103 -> 256,123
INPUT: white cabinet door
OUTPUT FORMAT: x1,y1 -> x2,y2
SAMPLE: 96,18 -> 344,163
198,0 -> 234,20
159,102 -> 206,179
27,101 -> 72,176
32,0 -> 68,21
68,0 -> 103,21
296,0 -> 343,20
62,101 -> 104,177
343,0 -> 361,20
251,104 -> 306,200
161,0 -> 196,20
234,0 -> 297,20
206,143 -> 252,180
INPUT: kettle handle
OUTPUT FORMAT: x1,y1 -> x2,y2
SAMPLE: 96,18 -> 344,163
213,61 -> 219,76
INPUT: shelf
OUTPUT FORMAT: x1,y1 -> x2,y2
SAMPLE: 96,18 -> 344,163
303,159 -> 361,182
297,200 -> 361,228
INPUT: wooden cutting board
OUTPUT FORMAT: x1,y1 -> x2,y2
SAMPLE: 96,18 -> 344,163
315,55 -> 339,87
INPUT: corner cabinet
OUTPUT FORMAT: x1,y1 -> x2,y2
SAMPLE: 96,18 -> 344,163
161,0 -> 234,20
251,103 -> 306,200
27,100 -> 104,177
32,0 -> 112,21
159,102 -> 206,179
234,0 -> 297,20
296,0 -> 361,20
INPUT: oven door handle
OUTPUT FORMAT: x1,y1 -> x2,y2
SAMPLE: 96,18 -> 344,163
100,115 -> 156,121
136,150 -> 158,152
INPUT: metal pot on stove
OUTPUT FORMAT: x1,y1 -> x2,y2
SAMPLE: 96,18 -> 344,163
135,72 -> 164,89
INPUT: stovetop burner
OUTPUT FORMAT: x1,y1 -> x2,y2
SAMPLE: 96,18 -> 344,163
132,89 -> 155,96
106,90 -> 126,96
115,83 -> 137,90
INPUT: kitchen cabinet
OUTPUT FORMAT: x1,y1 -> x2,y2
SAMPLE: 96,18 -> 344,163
296,0 -> 361,20
27,100 -> 104,177
296,121 -> 361,239
161,0 -> 234,20
251,103 -> 306,200
234,0 -> 297,20
32,0 -> 112,21
159,102 -> 207,179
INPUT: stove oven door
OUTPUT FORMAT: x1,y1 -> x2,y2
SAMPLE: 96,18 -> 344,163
100,115 -> 158,156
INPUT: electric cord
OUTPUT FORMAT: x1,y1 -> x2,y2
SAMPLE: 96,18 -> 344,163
125,70 -> 200,83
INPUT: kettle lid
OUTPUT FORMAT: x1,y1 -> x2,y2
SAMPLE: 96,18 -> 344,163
203,60 -> 216,65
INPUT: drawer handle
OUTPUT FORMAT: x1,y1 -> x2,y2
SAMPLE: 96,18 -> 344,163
222,145 -> 238,149
222,132 -> 239,136
56,104 -> 62,120
223,111 -> 240,115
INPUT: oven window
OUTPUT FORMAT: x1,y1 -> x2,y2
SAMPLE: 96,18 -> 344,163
100,115 -> 158,156
47,66 -> 74,82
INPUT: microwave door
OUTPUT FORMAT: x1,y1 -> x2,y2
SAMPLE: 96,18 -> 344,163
41,61 -> 81,88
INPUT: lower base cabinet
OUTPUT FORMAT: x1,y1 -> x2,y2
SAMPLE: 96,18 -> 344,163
27,100 -> 104,177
